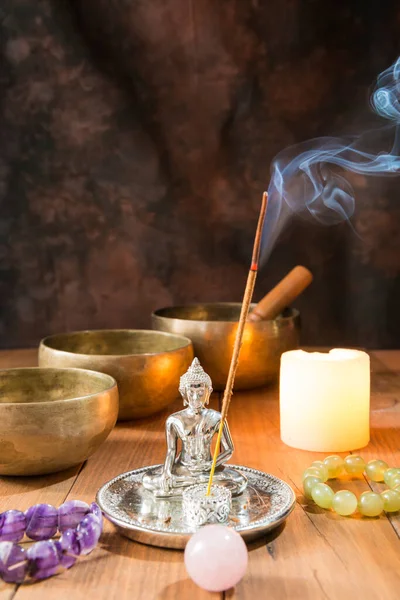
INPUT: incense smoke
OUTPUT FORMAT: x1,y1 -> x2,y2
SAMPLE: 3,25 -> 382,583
261,57 -> 400,260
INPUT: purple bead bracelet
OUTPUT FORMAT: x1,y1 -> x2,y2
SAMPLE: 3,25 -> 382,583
0,501 -> 103,583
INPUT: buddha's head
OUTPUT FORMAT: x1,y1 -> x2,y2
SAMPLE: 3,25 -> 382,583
179,358 -> 213,411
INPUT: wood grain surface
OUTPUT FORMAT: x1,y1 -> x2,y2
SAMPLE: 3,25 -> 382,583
0,349 -> 399,599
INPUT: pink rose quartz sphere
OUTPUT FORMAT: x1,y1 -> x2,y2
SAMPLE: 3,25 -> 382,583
184,525 -> 248,592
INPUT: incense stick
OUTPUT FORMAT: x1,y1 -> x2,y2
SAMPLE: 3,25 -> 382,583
206,192 -> 268,496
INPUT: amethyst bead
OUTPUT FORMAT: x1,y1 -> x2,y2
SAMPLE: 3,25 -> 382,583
55,541 -> 76,570
0,510 -> 26,542
25,504 -> 58,541
0,542 -> 28,583
27,540 -> 60,580
89,502 -> 102,524
60,528 -> 81,557
58,500 -> 90,532
76,514 -> 102,555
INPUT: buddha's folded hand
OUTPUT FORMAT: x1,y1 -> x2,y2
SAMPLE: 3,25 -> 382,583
160,473 -> 172,492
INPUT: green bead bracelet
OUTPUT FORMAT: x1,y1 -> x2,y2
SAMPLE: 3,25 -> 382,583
303,456 -> 400,517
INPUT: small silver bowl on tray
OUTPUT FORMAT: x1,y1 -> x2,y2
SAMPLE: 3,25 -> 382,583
182,484 -> 232,527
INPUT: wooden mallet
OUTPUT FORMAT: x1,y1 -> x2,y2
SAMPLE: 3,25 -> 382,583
248,265 -> 313,322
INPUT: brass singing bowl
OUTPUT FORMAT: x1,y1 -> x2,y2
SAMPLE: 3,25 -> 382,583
152,304 -> 300,390
39,330 -> 194,421
0,367 -> 118,476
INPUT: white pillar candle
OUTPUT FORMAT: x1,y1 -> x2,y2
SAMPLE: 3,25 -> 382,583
280,349 -> 370,452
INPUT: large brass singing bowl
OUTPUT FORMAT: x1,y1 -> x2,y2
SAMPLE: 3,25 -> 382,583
152,304 -> 300,390
0,368 -> 118,476
39,330 -> 193,421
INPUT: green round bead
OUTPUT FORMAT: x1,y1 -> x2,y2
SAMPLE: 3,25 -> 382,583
311,461 -> 329,481
358,491 -> 384,517
393,484 -> 400,493
365,459 -> 388,482
311,483 -> 335,509
303,476 -> 322,499
389,475 -> 400,489
383,468 -> 400,487
302,467 -> 327,482
381,489 -> 400,513
332,490 -> 358,516
344,455 -> 366,475
323,455 -> 344,478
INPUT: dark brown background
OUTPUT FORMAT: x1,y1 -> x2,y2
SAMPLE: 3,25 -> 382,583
1,0 -> 400,349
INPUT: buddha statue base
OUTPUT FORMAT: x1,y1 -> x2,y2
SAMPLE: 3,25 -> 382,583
142,464 -> 247,499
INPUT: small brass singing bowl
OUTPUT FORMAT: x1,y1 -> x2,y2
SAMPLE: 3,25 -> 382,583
0,367 -> 118,476
39,330 -> 194,421
152,304 -> 300,390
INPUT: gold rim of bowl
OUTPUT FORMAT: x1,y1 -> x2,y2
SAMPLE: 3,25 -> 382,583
152,304 -> 300,325
0,367 -> 118,406
39,329 -> 193,359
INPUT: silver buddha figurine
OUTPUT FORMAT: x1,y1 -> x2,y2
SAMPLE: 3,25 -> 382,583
142,358 -> 247,498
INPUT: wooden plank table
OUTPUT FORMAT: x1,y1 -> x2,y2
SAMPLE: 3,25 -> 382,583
0,349 -> 399,599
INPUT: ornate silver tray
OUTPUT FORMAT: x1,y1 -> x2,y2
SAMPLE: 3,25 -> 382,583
97,464 -> 296,549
